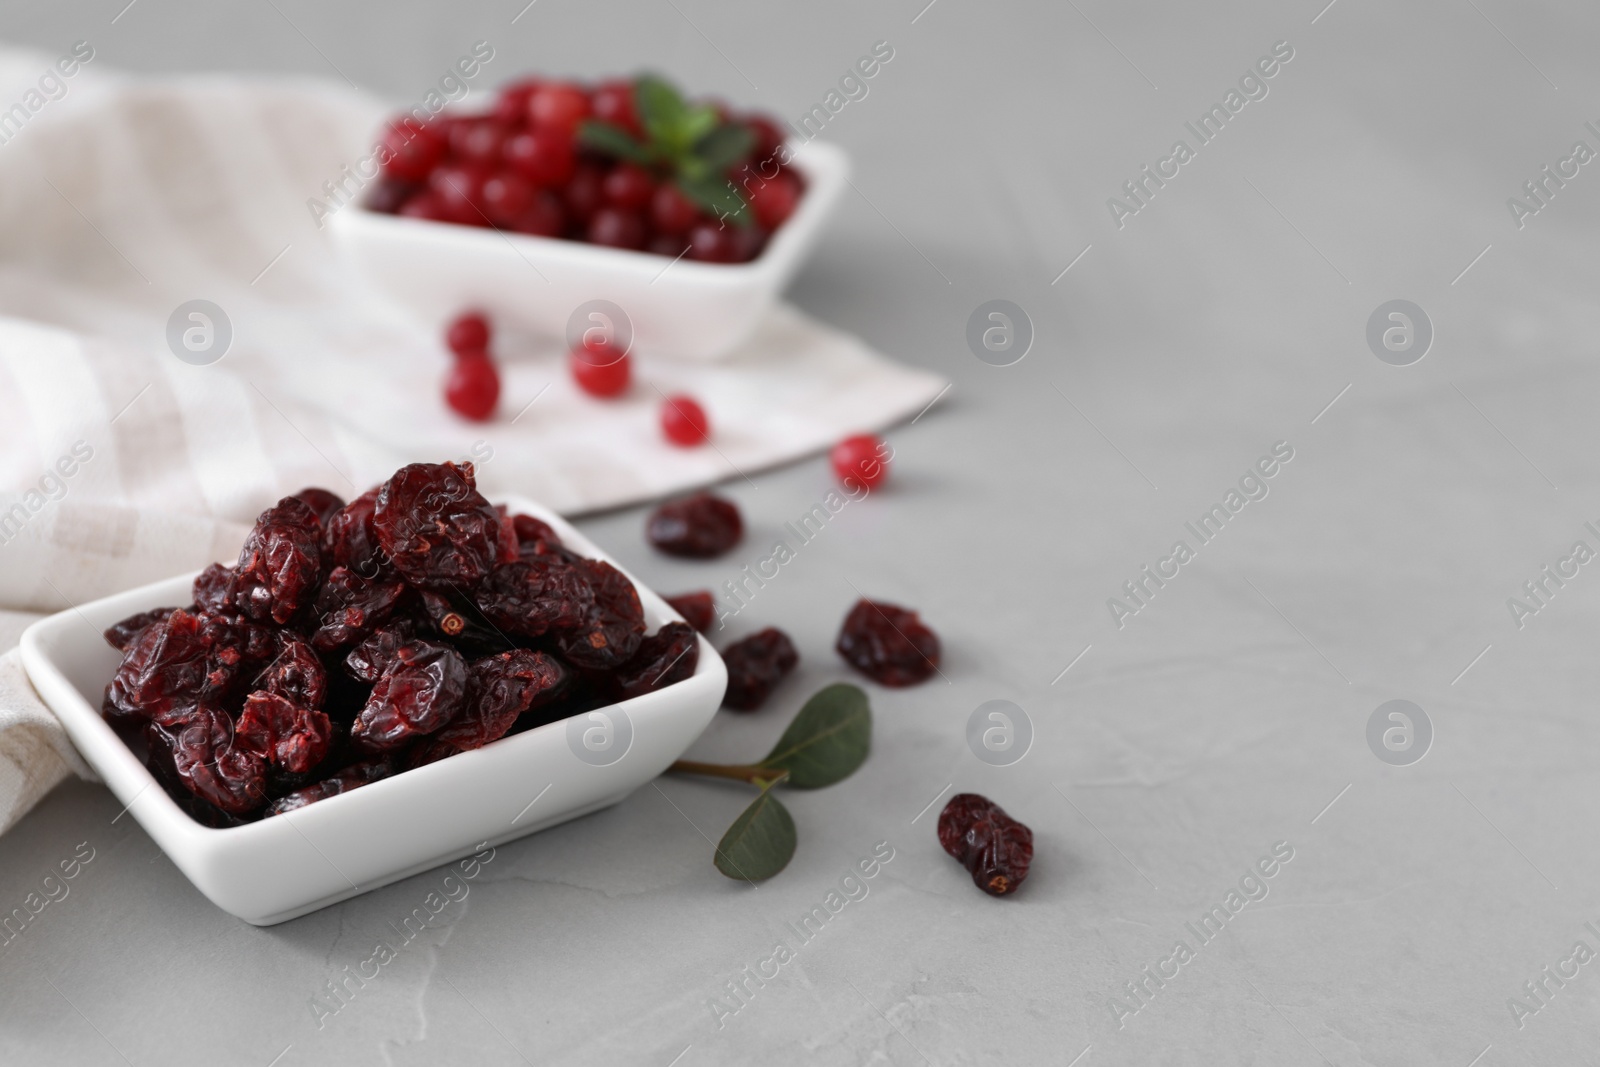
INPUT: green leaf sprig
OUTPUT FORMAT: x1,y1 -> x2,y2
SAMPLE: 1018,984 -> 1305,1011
577,74 -> 755,225
669,683 -> 871,882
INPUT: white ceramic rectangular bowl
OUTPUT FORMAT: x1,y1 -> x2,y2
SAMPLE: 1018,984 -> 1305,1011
19,496 -> 726,926
327,140 -> 849,362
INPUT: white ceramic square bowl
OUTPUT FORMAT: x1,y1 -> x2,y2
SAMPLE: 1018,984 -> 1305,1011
326,140 -> 849,361
19,497 -> 726,926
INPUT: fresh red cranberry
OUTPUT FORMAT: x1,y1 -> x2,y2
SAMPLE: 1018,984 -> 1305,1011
445,352 -> 500,421
730,225 -> 767,263
744,115 -> 786,166
379,118 -> 446,181
661,394 -> 710,446
365,178 -> 416,214
445,312 -> 491,356
450,118 -> 508,165
748,172 -> 801,229
512,189 -> 566,237
587,208 -> 647,250
650,184 -> 699,234
528,82 -> 591,132
481,169 -> 535,225
831,434 -> 890,491
591,79 -> 640,134
563,162 -> 605,225
688,222 -> 739,263
493,79 -> 540,125
429,163 -> 490,224
398,190 -> 448,221
570,341 -> 631,397
505,129 -> 576,187
603,163 -> 655,209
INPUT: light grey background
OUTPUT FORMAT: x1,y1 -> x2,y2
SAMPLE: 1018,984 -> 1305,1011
5,0 -> 1600,1063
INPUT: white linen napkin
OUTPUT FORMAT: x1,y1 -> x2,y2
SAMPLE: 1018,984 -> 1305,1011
0,46 -> 946,833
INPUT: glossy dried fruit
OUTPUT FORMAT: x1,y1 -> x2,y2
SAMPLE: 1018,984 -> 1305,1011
292,487 -> 346,529
721,627 -> 798,711
557,559 -> 645,670
237,691 -> 333,774
147,704 -> 268,816
836,599 -> 940,687
191,563 -> 235,614
104,610 -> 243,721
475,556 -> 594,638
663,591 -> 715,633
512,513 -> 562,555
617,622 -> 699,699
323,487 -> 387,576
350,639 -> 469,752
372,462 -> 500,588
344,622 -> 420,683
428,649 -> 567,754
417,587 -> 514,656
937,793 -> 1033,896
103,607 -> 177,652
265,759 -> 393,816
310,566 -> 411,653
252,630 -> 327,710
646,492 -> 742,558
232,496 -> 325,624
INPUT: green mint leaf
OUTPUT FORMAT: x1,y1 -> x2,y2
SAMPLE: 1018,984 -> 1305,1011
576,120 -> 653,165
634,74 -> 689,145
694,122 -> 756,171
758,683 -> 871,788
714,779 -> 796,882
681,103 -> 720,146
676,175 -> 752,226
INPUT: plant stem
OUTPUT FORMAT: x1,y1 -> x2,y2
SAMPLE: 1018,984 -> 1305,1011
668,760 -> 782,786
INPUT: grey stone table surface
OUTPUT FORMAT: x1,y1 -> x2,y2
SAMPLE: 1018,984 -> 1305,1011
6,0 -> 1600,1063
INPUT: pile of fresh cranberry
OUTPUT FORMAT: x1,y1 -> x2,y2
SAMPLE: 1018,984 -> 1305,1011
98,461 -> 697,825
367,74 -> 803,264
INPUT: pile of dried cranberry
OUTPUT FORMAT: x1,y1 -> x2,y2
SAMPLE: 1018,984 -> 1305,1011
100,461 -> 697,825
368,74 -> 801,263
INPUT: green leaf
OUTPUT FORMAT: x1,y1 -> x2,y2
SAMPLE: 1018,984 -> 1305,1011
758,683 -> 871,789
715,780 -> 796,882
634,74 -> 688,144
694,122 -> 756,171
680,104 -> 720,146
676,175 -> 751,226
577,120 -> 653,165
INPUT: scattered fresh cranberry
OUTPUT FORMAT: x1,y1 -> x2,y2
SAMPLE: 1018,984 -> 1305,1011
570,341 -> 631,397
445,352 -> 500,421
450,118 -> 508,165
603,163 -> 655,209
505,128 -> 576,187
513,190 -> 565,237
836,599 -> 940,686
650,184 -> 698,235
587,207 -> 647,250
379,118 -> 446,181
647,493 -> 742,558
481,170 -> 535,226
721,628 -> 799,711
591,79 -> 640,134
831,434 -> 890,492
445,311 -> 491,356
494,78 -> 540,125
687,222 -> 740,263
661,394 -> 710,446
562,162 -> 606,225
528,82 -> 591,132
748,172 -> 801,229
938,794 -> 1033,896
664,591 -> 716,633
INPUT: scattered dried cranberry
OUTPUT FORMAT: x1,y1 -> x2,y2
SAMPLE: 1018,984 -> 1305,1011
372,462 -> 500,589
836,599 -> 940,687
445,311 -> 491,355
147,704 -> 267,816
231,497 -> 324,625
570,340 -> 631,398
445,351 -> 500,421
664,591 -> 716,633
661,394 -> 710,446
616,622 -> 699,700
237,691 -> 333,774
350,639 -> 469,752
647,493 -> 742,558
937,793 -> 1033,897
291,487 -> 346,530
103,607 -> 177,652
721,628 -> 798,711
558,559 -> 646,670
266,759 -> 393,816
831,434 -> 890,492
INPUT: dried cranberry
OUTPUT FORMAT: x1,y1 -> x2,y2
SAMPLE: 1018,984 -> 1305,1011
836,599 -> 940,686
292,487 -> 346,529
429,649 -> 567,754
323,487 -> 387,577
617,622 -> 699,699
310,566 -> 410,653
557,559 -> 645,670
251,630 -> 327,709
476,556 -> 594,638
372,462 -> 500,588
512,513 -> 562,555
147,704 -> 268,816
416,587 -> 514,656
103,607 -> 177,652
350,639 -> 469,752
720,628 -> 798,711
646,493 -> 742,558
232,496 -> 324,624
104,610 -> 242,721
265,759 -> 392,816
344,622 -> 419,683
663,591 -> 716,633
191,563 -> 235,614
237,691 -> 333,774
937,793 -> 1033,896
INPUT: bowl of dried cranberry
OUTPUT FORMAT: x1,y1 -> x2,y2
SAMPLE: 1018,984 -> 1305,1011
327,75 -> 849,361
19,462 -> 726,926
